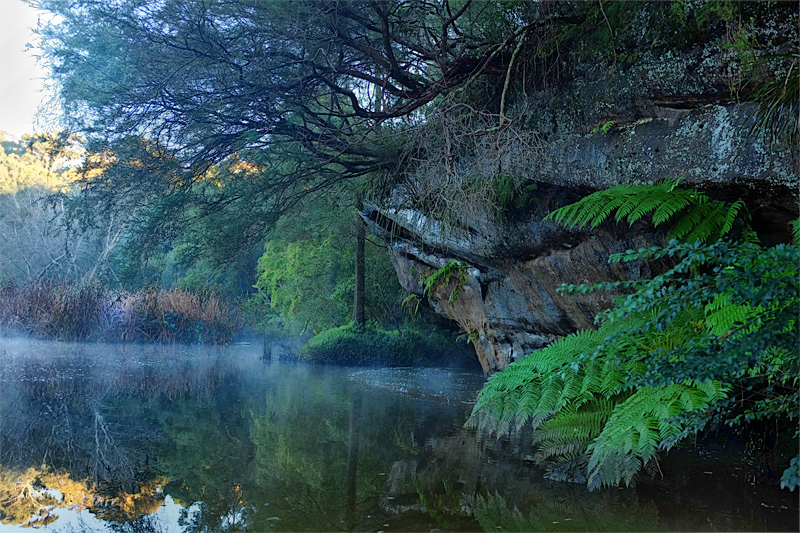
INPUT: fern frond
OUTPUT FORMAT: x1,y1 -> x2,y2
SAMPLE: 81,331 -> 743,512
532,398 -> 615,462
468,319 -> 650,436
545,179 -> 748,244
585,381 -> 728,490
468,329 -> 605,433
651,191 -> 695,226
423,260 -> 469,303
704,293 -> 762,337
688,203 -> 727,243
668,203 -> 713,241
611,186 -> 654,223
721,199 -> 746,236
545,180 -> 701,230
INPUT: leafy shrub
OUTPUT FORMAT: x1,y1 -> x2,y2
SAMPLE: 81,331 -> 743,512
298,323 -> 466,367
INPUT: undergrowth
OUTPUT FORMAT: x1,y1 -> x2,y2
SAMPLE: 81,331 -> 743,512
298,322 -> 465,367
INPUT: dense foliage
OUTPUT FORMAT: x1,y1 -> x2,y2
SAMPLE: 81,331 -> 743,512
0,130 -> 417,344
470,182 -> 799,490
245,192 -> 405,335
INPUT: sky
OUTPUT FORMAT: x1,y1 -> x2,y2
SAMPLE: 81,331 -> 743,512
0,0 -> 51,139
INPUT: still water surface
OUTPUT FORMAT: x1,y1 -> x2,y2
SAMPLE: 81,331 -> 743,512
0,338 -> 797,532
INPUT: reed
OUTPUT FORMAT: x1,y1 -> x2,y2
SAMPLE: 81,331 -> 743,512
0,279 -> 238,344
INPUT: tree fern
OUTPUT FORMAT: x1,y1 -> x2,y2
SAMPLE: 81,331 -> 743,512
543,178 -> 747,242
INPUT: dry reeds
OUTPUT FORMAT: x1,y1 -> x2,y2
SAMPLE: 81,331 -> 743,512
131,286 -> 237,343
0,279 -> 238,344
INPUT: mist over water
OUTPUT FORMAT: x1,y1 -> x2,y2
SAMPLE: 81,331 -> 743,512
0,338 -> 796,532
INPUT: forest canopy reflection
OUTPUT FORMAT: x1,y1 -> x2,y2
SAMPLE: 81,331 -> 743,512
0,340 -> 797,531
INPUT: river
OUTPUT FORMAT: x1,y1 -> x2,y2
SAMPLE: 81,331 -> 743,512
0,338 -> 796,532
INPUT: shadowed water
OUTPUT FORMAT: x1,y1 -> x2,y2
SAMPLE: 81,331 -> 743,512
0,338 -> 797,532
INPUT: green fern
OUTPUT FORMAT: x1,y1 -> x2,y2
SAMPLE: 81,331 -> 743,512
544,178 -> 746,242
474,181 -> 797,491
467,326 -> 628,436
585,381 -> 729,490
423,260 -> 469,303
532,398 -> 615,463
401,293 -> 421,316
592,120 -> 617,134
469,296 -> 731,489
704,293 -> 761,337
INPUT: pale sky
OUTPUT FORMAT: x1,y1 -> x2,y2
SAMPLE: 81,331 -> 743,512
0,0 -> 52,139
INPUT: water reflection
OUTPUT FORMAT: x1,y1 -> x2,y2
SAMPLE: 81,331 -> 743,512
0,338 -> 796,532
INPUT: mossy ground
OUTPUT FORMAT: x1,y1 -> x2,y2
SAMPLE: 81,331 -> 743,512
298,322 -> 473,368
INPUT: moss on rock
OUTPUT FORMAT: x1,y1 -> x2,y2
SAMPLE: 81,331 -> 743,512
298,322 -> 469,367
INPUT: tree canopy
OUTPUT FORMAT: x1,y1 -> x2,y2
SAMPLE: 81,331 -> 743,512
30,0 -> 551,267
36,0 -> 530,177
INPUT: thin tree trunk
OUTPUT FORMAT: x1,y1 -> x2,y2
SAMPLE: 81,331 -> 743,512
353,198 -> 366,327
351,77 -> 382,327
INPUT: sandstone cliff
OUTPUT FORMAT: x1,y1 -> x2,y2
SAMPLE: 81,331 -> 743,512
364,2 -> 799,374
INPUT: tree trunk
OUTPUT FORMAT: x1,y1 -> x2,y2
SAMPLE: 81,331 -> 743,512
351,79 -> 381,328
353,203 -> 366,327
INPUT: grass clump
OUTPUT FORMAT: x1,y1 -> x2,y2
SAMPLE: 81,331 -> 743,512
298,323 -> 466,367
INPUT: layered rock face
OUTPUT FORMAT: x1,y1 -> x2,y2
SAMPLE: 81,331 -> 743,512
365,189 -> 667,374
364,192 -> 668,374
365,4 -> 798,374
365,106 -> 796,374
